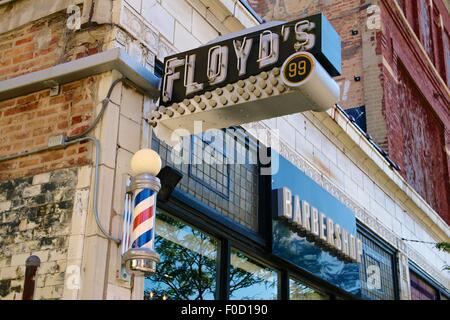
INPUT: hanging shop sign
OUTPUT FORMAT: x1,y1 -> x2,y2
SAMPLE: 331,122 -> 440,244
152,14 -> 341,146
271,152 -> 361,294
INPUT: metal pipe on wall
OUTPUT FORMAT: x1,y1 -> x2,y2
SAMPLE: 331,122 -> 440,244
0,78 -> 125,244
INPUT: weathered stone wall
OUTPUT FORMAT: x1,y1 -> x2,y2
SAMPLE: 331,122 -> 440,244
0,168 -> 78,300
0,2 -> 143,300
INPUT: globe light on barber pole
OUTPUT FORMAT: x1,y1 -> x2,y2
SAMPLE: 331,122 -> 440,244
122,149 -> 162,275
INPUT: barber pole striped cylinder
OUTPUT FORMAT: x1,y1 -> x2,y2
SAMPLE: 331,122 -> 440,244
130,188 -> 156,250
122,174 -> 161,275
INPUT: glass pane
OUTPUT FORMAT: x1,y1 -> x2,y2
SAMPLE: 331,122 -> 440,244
410,272 -> 439,301
289,278 -> 329,300
145,209 -> 218,300
229,249 -> 278,300
152,129 -> 259,232
357,232 -> 396,300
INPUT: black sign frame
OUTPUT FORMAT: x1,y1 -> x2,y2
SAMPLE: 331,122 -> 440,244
160,13 -> 341,106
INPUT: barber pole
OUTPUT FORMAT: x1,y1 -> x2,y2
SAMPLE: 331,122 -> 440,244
122,149 -> 162,275
130,188 -> 156,251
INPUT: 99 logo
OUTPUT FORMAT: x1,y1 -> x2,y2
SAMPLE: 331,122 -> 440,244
281,52 -> 314,86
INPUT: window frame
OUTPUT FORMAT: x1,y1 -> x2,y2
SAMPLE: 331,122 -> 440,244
152,128 -> 358,300
356,222 -> 400,300
146,209 -> 221,300
409,261 -> 450,300
288,275 -> 331,301
157,193 -> 359,301
228,247 -> 281,300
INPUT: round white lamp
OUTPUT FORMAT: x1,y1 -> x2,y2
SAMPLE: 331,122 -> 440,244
122,148 -> 162,275
130,149 -> 162,177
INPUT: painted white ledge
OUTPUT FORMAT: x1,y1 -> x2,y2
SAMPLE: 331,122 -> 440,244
0,48 -> 161,101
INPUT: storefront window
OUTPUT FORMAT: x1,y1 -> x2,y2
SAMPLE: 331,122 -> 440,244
152,130 -> 259,232
357,230 -> 397,300
410,272 -> 439,300
229,249 -> 278,300
145,210 -> 218,300
289,278 -> 329,300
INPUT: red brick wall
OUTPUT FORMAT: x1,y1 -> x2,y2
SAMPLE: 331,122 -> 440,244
0,13 -> 64,81
0,12 -> 104,81
395,62 -> 450,222
381,0 -> 450,223
0,12 -> 108,181
0,78 -> 98,181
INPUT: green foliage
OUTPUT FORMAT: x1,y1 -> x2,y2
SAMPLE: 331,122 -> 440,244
144,213 -> 265,300
436,242 -> 450,253
436,242 -> 450,273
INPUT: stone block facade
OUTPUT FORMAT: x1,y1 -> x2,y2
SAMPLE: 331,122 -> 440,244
0,168 -> 77,300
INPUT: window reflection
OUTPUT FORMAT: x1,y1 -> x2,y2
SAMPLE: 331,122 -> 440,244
289,278 -> 329,300
145,210 -> 218,300
229,249 -> 278,300
357,232 -> 396,300
410,272 -> 439,301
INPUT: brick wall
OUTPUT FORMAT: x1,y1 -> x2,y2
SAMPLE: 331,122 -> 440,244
0,13 -> 65,81
394,62 -> 450,222
249,0 -> 367,110
381,0 -> 450,224
0,10 -> 113,181
0,10 -> 107,82
0,78 -> 98,181
0,7 -> 116,300
0,168 -> 78,300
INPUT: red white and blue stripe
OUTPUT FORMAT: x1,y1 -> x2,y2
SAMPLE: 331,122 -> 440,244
130,188 -> 156,249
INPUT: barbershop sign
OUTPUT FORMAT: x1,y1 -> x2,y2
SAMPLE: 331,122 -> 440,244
275,187 -> 362,263
160,13 -> 341,105
152,14 -> 341,145
272,154 -> 362,265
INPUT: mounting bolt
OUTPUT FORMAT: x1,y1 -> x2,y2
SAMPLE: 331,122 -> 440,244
50,84 -> 60,97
